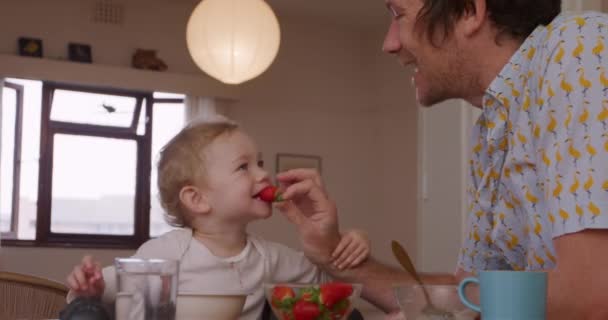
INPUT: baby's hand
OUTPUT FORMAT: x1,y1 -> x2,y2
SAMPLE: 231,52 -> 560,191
66,255 -> 105,298
331,229 -> 370,270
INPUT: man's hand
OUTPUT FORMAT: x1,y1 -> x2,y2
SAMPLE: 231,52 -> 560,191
275,168 -> 341,265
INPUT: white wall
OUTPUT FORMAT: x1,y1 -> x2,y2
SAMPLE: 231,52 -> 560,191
0,1 -> 416,318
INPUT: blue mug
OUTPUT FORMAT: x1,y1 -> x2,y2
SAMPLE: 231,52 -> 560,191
458,271 -> 547,320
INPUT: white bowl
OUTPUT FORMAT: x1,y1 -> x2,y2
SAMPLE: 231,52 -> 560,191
176,292 -> 247,320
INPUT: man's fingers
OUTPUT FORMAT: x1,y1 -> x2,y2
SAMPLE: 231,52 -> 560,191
276,168 -> 324,189
276,201 -> 305,226
280,179 -> 314,200
281,179 -> 329,204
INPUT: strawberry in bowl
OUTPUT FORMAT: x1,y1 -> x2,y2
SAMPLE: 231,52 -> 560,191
264,282 -> 362,320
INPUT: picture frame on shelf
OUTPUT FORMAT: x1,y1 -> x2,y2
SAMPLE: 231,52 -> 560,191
18,37 -> 43,58
276,153 -> 322,174
68,43 -> 93,63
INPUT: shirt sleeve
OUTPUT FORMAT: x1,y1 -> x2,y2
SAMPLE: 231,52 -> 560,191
458,119 -> 514,272
538,14 -> 608,239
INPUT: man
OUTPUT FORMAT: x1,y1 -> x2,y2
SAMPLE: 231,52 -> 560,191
276,0 -> 608,319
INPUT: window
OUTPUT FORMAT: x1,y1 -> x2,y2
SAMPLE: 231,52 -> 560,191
0,81 -> 24,239
1,79 -> 186,248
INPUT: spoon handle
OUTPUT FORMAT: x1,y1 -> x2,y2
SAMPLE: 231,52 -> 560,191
391,241 -> 434,306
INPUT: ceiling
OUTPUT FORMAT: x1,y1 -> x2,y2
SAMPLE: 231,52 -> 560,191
265,0 -> 389,30
173,0 -> 389,30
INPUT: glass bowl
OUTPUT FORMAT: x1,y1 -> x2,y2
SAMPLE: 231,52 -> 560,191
264,282 -> 362,320
393,284 -> 478,320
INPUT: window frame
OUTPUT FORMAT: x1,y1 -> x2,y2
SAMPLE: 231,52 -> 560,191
1,81 -> 191,249
0,81 -> 25,240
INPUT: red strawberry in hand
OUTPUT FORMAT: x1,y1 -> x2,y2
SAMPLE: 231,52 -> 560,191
272,286 -> 295,309
320,282 -> 353,308
259,186 -> 283,203
293,300 -> 321,320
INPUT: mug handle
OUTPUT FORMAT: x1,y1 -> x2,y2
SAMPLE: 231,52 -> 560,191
458,277 -> 481,313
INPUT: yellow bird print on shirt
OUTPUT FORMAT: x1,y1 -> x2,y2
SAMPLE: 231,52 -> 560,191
497,92 -> 511,109
484,228 -> 493,246
576,203 -> 584,223
593,35 -> 605,64
541,243 -> 557,264
584,168 -> 595,199
545,80 -> 556,104
575,16 -> 588,32
533,214 -> 543,239
498,137 -> 508,151
472,225 -> 481,246
564,105 -> 573,129
572,35 -> 585,64
565,138 -> 582,166
597,67 -> 608,95
548,211 -> 557,227
554,141 -> 563,166
559,208 -> 571,227
559,72 -> 574,100
523,185 -> 539,211
472,141 -> 483,157
603,179 -> 608,192
589,201 -> 601,223
528,121 -> 541,139
579,100 -> 591,131
532,249 -> 546,269
603,133 -> 608,152
526,46 -> 537,60
570,170 -> 581,200
584,135 -> 597,163
540,148 -> 551,167
522,88 -> 531,114
517,129 -> 528,151
512,157 -> 524,176
498,212 -> 507,228
554,40 -> 566,66
505,228 -> 520,251
577,67 -> 592,96
547,109 -> 558,137
553,174 -> 564,202
469,249 -> 479,264
505,78 -> 521,104
598,100 -> 608,130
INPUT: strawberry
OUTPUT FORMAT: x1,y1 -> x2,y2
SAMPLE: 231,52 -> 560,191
330,298 -> 351,319
272,285 -> 296,309
320,282 -> 353,308
259,186 -> 283,202
293,300 -> 321,320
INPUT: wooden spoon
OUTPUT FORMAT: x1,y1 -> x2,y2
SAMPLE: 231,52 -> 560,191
391,240 -> 453,317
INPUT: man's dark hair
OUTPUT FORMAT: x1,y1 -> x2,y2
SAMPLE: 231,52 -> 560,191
416,0 -> 562,45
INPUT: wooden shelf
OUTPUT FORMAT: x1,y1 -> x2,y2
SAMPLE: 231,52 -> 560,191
0,54 -> 240,99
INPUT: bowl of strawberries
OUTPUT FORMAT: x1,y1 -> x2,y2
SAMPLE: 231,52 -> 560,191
264,282 -> 362,320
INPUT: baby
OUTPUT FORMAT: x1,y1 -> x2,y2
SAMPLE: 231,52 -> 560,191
66,116 -> 370,319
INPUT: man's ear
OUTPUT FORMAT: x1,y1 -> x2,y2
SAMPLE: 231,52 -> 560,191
458,0 -> 487,37
179,185 -> 211,214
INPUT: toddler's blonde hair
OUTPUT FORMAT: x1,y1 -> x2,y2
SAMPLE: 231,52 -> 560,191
157,116 -> 238,227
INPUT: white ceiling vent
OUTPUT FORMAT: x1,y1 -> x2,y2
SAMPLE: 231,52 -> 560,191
92,1 -> 124,25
